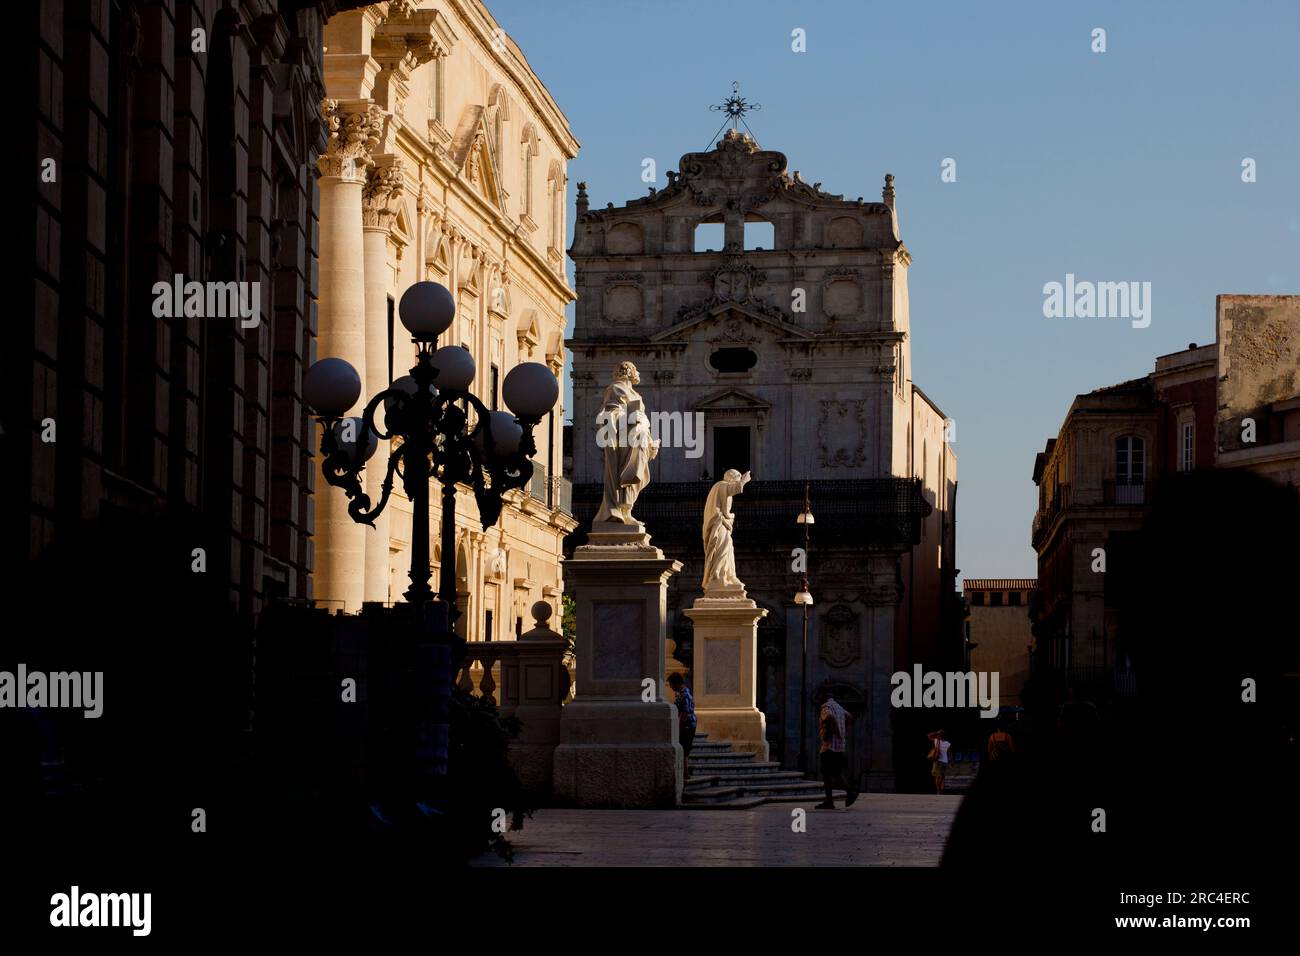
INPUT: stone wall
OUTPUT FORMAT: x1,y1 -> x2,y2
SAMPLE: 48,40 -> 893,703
24,0 -> 367,616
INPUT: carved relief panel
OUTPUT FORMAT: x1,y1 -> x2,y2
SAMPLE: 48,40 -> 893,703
817,400 -> 868,468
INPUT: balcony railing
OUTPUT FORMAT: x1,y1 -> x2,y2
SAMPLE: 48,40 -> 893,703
568,478 -> 931,549
525,467 -> 574,514
1032,484 -> 1071,545
1103,480 -> 1147,506
549,476 -> 572,514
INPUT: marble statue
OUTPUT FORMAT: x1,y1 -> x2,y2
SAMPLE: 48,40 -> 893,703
701,469 -> 752,593
594,361 -> 659,526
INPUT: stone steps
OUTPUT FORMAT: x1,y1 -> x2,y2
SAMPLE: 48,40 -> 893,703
686,770 -> 808,788
687,760 -> 786,775
682,735 -> 849,809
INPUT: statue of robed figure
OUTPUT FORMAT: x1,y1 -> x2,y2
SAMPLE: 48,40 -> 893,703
594,361 -> 659,525
701,468 -> 752,594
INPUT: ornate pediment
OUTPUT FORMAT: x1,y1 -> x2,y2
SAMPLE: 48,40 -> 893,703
449,106 -> 503,209
693,387 -> 772,414
651,302 -> 811,344
517,310 -> 541,356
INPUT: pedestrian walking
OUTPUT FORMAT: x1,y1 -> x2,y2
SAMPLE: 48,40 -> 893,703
667,672 -> 696,779
927,728 -> 951,794
987,722 -> 1016,763
814,686 -> 859,809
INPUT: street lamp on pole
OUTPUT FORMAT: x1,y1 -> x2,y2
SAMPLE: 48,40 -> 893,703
794,482 -> 814,773
301,281 -> 558,823
303,280 -> 558,618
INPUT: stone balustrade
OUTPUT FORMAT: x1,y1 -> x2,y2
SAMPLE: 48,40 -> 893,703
455,602 -> 571,796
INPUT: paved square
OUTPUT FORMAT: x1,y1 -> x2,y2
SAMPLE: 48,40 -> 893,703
474,794 -> 961,866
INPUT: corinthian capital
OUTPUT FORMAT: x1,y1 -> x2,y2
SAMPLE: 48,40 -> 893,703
363,156 -> 405,230
317,99 -> 386,182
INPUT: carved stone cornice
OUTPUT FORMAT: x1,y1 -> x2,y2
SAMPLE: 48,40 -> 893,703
372,6 -> 452,120
317,98 -> 385,182
362,155 -> 405,230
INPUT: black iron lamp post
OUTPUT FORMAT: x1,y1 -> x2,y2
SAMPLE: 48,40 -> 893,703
794,482 -> 815,773
303,280 -> 559,621
301,282 -> 558,819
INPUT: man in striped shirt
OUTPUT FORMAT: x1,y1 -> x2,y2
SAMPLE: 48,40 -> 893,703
814,688 -> 858,809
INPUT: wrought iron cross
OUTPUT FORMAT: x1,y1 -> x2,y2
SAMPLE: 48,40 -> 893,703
710,81 -> 761,131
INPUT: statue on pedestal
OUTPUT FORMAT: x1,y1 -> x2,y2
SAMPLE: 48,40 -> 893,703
594,361 -> 659,526
701,469 -> 752,594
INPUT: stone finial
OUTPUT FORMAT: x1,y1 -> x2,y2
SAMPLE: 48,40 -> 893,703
883,173 -> 896,209
519,600 -> 563,641
576,181 -> 589,217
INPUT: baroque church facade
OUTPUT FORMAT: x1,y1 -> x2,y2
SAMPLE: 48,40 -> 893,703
567,128 -> 960,790
312,1 -> 577,640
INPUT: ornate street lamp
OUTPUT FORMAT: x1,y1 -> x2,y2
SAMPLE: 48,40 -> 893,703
794,481 -> 814,773
303,280 -> 559,619
300,281 -> 558,827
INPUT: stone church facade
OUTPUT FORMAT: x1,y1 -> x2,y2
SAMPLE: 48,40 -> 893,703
568,129 -> 960,790
313,1 -> 578,640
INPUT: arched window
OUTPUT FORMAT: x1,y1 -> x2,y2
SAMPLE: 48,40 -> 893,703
521,125 -> 540,218
743,217 -> 774,250
488,85 -> 510,169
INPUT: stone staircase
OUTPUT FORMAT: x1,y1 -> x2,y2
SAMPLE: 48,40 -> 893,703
681,733 -> 847,809
939,755 -> 980,794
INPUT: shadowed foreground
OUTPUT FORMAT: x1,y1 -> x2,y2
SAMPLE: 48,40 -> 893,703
472,794 -> 960,866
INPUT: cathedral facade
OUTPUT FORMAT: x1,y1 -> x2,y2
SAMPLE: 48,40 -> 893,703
312,1 -> 577,640
567,128 -> 960,790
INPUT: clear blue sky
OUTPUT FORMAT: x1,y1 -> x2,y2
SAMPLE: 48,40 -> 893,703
491,0 -> 1300,579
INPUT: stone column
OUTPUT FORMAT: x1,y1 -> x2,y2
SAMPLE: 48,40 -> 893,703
684,594 -> 769,761
553,525 -> 683,807
864,555 -> 903,792
313,98 -> 384,613
361,155 -> 403,606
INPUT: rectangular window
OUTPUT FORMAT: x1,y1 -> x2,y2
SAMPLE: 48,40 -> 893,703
1181,421 -> 1194,472
1009,590 -> 1022,606
485,609 -> 493,642
713,426 -> 751,477
990,592 -> 1004,607
547,409 -> 556,493
970,592 -> 985,607
1115,436 -> 1145,484
490,364 -> 500,411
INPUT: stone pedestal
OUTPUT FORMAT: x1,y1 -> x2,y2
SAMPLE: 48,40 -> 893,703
683,590 -> 769,761
553,527 -> 684,807
498,603 -> 571,796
